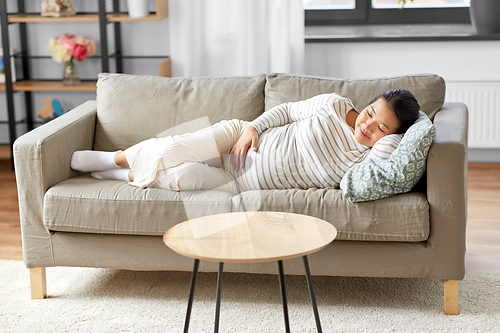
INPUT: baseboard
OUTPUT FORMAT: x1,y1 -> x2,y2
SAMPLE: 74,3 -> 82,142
468,148 -> 500,163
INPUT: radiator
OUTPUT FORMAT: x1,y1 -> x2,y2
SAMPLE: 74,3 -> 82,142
445,81 -> 500,149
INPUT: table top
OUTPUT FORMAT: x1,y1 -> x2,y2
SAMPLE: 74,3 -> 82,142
163,212 -> 337,263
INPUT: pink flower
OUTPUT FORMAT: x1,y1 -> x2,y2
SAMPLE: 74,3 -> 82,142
74,36 -> 86,45
58,33 -> 74,43
73,44 -> 88,61
48,33 -> 95,63
85,38 -> 97,57
61,39 -> 75,53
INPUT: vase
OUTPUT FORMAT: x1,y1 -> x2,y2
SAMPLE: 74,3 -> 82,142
470,0 -> 500,35
63,58 -> 80,86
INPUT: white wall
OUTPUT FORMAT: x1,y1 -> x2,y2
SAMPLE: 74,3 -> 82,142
304,41 -> 500,81
304,40 -> 500,162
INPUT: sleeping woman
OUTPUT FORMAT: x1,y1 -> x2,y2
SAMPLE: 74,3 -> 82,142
70,89 -> 420,194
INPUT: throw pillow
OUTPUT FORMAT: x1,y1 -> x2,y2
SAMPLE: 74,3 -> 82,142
340,111 -> 435,202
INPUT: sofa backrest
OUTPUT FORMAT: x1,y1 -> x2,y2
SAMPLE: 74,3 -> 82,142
95,72 -> 445,152
264,73 -> 446,120
95,73 -> 266,151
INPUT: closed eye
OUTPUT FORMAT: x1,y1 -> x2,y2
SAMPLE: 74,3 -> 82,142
368,107 -> 388,133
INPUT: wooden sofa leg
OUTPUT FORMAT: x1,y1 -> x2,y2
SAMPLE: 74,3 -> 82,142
443,280 -> 459,315
30,267 -> 47,299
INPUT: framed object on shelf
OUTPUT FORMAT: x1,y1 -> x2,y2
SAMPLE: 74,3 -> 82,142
41,0 -> 76,17
0,48 -> 16,83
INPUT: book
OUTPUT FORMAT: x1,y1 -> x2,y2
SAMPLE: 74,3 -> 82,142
0,48 -> 16,83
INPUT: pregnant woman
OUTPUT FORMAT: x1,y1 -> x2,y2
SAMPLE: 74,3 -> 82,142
70,89 -> 420,194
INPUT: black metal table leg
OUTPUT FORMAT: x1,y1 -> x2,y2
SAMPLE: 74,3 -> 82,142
214,262 -> 224,333
184,258 -> 321,333
303,256 -> 322,333
184,259 -> 200,333
278,260 -> 291,333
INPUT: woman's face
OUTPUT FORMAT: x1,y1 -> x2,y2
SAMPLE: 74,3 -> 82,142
354,97 -> 401,147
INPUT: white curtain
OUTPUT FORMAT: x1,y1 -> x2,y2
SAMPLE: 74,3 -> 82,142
168,0 -> 304,77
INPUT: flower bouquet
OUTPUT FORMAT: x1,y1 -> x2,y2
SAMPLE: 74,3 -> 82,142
47,33 -> 97,85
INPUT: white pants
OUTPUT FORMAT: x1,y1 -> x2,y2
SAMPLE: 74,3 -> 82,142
124,119 -> 248,194
149,162 -> 239,194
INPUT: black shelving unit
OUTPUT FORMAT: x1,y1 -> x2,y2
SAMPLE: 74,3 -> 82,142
0,0 -> 170,161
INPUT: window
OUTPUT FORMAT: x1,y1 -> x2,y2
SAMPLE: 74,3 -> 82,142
304,0 -> 356,9
304,0 -> 471,25
372,0 -> 469,8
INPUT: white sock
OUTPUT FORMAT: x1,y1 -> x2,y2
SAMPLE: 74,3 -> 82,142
91,168 -> 131,182
71,150 -> 121,172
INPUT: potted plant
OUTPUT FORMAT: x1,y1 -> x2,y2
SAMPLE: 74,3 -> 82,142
398,0 -> 413,6
469,0 -> 500,34
400,0 -> 500,35
127,0 -> 149,18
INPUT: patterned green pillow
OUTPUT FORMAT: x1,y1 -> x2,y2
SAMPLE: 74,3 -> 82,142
340,111 -> 435,202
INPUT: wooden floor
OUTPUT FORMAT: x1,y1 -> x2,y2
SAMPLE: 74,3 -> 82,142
0,157 -> 23,261
1,145 -> 499,274
465,163 -> 500,273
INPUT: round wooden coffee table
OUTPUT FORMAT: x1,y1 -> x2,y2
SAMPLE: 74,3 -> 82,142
163,211 -> 337,333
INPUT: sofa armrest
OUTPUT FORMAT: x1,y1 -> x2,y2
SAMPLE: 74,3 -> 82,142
426,102 -> 468,279
13,100 -> 97,268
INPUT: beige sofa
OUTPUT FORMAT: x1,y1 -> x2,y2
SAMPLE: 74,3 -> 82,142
14,73 -> 468,314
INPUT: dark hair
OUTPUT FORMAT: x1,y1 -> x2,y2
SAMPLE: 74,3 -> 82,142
370,89 -> 420,134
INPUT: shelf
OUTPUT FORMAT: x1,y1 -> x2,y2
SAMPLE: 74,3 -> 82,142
6,0 -> 168,22
108,0 -> 168,22
106,12 -> 167,21
1,80 -> 97,91
7,14 -> 99,22
7,12 -> 167,23
1,0 -> 169,149
0,118 -> 43,125
305,24 -> 500,42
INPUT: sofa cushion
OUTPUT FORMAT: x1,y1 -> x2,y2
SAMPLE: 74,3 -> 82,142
231,189 -> 429,242
95,73 -> 266,151
44,176 -> 233,236
45,177 -> 429,241
340,111 -> 435,202
264,73 -> 445,119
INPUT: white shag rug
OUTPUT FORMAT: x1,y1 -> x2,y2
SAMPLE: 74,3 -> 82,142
1,259 -> 499,332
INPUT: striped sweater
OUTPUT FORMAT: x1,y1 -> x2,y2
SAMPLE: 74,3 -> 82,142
226,93 -> 374,191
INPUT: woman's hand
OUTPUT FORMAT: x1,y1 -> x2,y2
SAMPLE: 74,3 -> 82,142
231,125 -> 258,172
